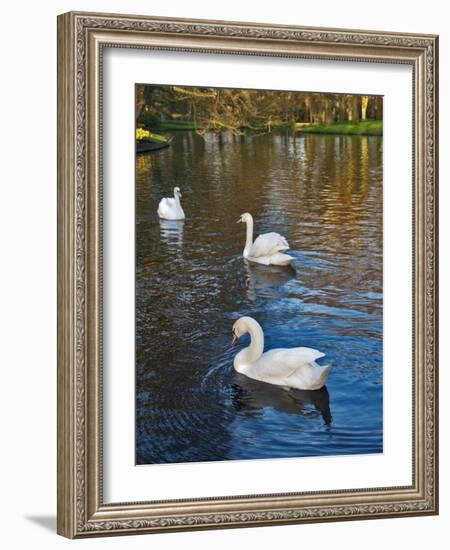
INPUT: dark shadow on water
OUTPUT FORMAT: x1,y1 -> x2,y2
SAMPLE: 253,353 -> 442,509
25,515 -> 56,533
244,261 -> 296,300
232,373 -> 332,425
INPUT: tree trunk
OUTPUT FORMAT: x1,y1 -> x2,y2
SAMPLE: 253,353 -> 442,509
361,96 -> 369,120
347,96 -> 359,122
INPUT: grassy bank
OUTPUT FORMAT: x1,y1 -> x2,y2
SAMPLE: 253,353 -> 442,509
158,120 -> 292,132
147,119 -> 383,136
136,128 -> 170,143
296,120 -> 382,136
158,120 -> 200,131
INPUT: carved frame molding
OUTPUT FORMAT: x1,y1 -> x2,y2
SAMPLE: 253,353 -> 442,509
57,11 -> 438,538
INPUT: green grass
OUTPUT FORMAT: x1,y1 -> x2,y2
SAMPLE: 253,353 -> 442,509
158,120 -> 201,131
157,120 -> 292,132
151,119 -> 383,136
296,120 -> 382,136
141,132 -> 169,143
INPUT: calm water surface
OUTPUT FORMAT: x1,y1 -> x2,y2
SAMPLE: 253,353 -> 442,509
136,130 -> 383,464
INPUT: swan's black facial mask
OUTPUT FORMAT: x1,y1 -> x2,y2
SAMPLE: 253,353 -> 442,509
232,328 -> 239,346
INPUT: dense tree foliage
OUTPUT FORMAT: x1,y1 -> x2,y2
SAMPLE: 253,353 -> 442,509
136,85 -> 382,135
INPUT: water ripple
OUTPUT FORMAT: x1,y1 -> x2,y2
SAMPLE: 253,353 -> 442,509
136,131 -> 383,465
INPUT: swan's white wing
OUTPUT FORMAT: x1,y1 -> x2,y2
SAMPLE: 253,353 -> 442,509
158,197 -> 174,214
252,347 -> 324,376
158,197 -> 185,219
250,347 -> 329,390
249,232 -> 290,259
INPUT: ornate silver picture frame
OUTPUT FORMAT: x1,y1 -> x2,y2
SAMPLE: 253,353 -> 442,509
57,11 -> 438,538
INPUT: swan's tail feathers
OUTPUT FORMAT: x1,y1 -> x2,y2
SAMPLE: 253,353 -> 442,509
317,364 -> 332,387
269,253 -> 294,266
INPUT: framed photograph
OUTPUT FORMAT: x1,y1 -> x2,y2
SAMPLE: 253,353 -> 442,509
57,11 -> 439,538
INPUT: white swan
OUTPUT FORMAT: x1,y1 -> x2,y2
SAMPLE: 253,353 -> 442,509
157,187 -> 185,220
232,316 -> 331,390
237,212 -> 294,266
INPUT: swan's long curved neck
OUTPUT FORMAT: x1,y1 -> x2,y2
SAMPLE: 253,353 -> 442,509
235,319 -> 265,370
243,217 -> 254,258
247,320 -> 264,362
174,192 -> 181,207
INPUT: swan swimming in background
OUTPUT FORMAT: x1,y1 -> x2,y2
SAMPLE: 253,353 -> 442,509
157,187 -> 185,220
232,316 -> 331,391
237,212 -> 294,266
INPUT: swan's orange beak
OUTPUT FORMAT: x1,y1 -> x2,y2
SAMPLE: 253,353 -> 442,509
236,218 -> 242,224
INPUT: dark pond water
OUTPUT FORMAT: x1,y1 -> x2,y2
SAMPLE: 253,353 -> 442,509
135,130 -> 383,465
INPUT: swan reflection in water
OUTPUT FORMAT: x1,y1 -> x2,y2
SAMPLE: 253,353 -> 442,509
232,372 -> 332,425
159,219 -> 185,250
244,260 -> 296,301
